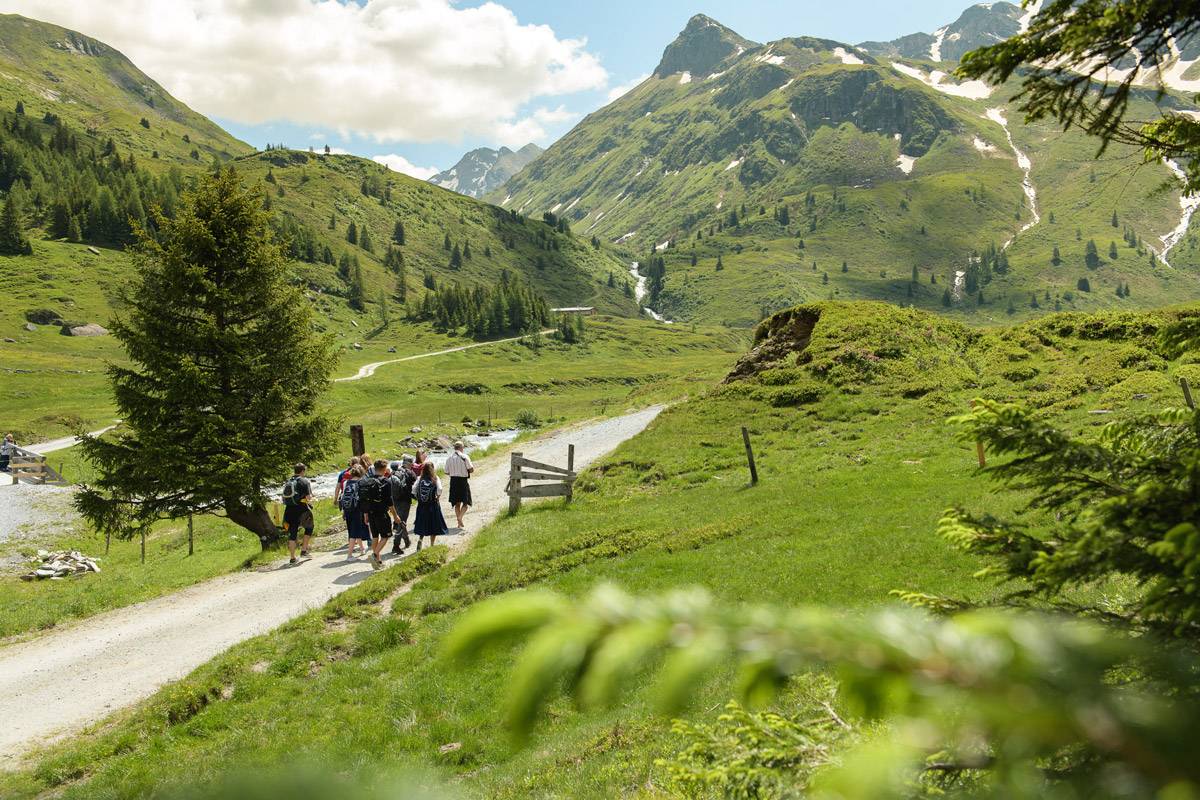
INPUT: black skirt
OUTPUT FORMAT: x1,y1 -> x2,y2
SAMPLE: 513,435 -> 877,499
448,476 -> 472,506
413,500 -> 448,538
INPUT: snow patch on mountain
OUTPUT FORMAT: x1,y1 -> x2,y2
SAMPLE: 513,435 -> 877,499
725,158 -> 742,172
986,107 -> 1041,247
891,62 -> 993,98
929,26 -> 949,61
832,47 -> 864,65
1160,159 -> 1200,264
896,154 -> 916,174
679,71 -> 692,84
973,137 -> 997,153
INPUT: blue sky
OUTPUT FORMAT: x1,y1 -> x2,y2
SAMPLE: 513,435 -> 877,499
210,0 -> 975,175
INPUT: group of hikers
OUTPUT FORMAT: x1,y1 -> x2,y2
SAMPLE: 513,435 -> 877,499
278,443 -> 475,567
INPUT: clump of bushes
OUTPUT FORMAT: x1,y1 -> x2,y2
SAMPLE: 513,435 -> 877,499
515,409 -> 541,428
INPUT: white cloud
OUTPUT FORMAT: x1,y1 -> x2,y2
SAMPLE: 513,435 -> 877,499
492,105 -> 580,146
10,0 -> 609,144
606,73 -> 650,103
372,153 -> 440,180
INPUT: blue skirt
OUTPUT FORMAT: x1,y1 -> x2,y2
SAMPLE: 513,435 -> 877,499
413,500 -> 448,537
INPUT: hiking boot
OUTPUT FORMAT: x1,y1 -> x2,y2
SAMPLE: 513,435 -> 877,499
289,557 -> 297,565
300,550 -> 310,557
416,539 -> 423,552
371,554 -> 383,570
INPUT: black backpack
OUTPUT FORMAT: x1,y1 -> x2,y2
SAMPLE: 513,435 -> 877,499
339,478 -> 360,512
362,476 -> 389,511
417,478 -> 437,504
390,470 -> 412,505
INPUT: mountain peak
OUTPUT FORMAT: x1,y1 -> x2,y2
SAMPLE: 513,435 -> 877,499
653,14 -> 757,79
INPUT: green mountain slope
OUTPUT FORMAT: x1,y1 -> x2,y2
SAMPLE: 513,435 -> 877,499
0,14 -> 250,164
491,12 -> 1200,327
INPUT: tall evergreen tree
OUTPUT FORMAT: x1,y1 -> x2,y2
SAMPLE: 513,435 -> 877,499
1052,245 -> 1062,265
1085,239 -> 1100,269
75,170 -> 336,548
393,220 -> 406,245
359,225 -> 373,253
346,220 -> 357,245
0,195 -> 32,255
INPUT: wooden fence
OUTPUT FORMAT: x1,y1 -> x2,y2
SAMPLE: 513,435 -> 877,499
506,446 -> 576,514
7,445 -> 67,486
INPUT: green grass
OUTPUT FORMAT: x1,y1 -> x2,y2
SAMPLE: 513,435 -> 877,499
0,315 -> 744,640
4,301 -> 1195,798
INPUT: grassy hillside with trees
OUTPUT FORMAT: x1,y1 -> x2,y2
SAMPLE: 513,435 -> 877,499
4,301 -> 1197,797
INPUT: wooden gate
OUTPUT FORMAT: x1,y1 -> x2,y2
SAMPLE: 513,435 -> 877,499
8,445 -> 67,486
506,446 -> 576,514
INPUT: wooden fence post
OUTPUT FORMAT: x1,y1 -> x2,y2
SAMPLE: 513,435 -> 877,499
140,529 -> 146,564
188,514 -> 194,557
350,425 -> 365,457
970,400 -> 986,467
1183,377 -> 1196,411
741,427 -> 758,485
566,444 -> 576,502
508,452 -> 523,514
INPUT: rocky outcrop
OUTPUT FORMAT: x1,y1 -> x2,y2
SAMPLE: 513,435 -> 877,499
654,14 -> 756,79
723,307 -> 821,383
21,550 -> 101,581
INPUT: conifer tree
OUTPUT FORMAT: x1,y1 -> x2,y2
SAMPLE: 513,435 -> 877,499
393,220 -> 406,245
329,212 -> 336,230
942,288 -> 952,306
1077,276 -> 1091,292
444,232 -> 452,251
911,264 -> 919,283
75,170 -> 335,548
1052,245 -> 1062,265
1085,239 -> 1100,268
691,251 -> 698,267
450,243 -> 463,269
716,253 -> 724,271
0,195 -> 32,255
14,100 -> 23,115
1109,241 -> 1119,259
841,261 -> 848,273
1111,210 -> 1119,227
463,241 -> 472,260
346,221 -> 357,245
359,225 -> 373,253
349,257 -> 365,310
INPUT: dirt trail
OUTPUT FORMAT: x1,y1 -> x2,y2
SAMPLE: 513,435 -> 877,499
335,332 -> 552,382
0,406 -> 662,765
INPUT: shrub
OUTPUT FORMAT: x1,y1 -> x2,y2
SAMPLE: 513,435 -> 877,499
515,409 -> 541,428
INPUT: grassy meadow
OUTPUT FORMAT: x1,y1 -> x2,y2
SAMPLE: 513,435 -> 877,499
3,301 -> 1196,798
0,313 -> 745,640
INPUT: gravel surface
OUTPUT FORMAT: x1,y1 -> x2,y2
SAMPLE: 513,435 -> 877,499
0,406 -> 663,764
0,484 -> 80,545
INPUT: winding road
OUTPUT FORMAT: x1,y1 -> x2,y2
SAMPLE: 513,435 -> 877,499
0,405 -> 663,764
335,332 -> 553,382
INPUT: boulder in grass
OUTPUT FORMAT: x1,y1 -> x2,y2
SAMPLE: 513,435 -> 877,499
62,323 -> 109,337
24,309 -> 62,325
23,322 -> 36,332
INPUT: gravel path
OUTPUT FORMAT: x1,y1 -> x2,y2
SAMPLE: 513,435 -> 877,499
334,331 -> 552,382
0,406 -> 662,764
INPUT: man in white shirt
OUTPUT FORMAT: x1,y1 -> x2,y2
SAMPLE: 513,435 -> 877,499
445,441 -> 474,529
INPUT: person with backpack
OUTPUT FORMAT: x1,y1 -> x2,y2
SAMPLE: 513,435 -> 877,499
281,463 -> 314,565
0,433 -> 14,473
445,441 -> 474,529
340,464 -> 369,558
412,461 -> 447,551
333,456 -> 360,509
359,459 -> 394,570
388,456 -> 416,555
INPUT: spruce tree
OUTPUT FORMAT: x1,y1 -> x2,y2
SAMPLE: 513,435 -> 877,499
346,221 -> 357,245
463,241 -> 472,260
450,243 -> 463,269
1085,239 -> 1100,268
1109,241 -> 1119,259
349,258 -> 365,310
1111,210 -> 1119,227
444,232 -> 452,251
942,288 -> 952,306
1052,245 -> 1062,265
14,100 -> 23,115
0,195 -> 32,255
75,170 -> 335,548
393,220 -> 405,245
1077,276 -> 1091,292
716,253 -> 724,271
841,261 -> 848,273
360,226 -> 373,253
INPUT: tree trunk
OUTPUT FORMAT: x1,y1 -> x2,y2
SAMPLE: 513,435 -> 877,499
225,502 -> 281,550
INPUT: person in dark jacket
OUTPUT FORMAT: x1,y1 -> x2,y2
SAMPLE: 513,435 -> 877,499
388,456 -> 416,555
359,459 -> 394,570
412,461 -> 448,551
